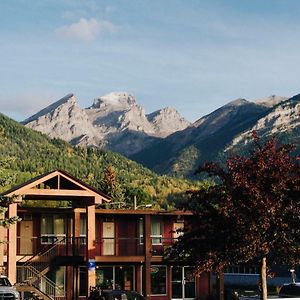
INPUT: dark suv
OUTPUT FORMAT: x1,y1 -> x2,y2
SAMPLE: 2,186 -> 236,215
278,283 -> 300,298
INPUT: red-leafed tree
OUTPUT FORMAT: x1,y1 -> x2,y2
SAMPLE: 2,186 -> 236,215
168,133 -> 300,300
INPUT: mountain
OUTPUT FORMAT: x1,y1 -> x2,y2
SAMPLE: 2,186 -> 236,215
226,94 -> 300,153
146,107 -> 190,138
23,92 -> 190,156
22,91 -> 299,178
131,94 -> 300,177
255,95 -> 288,107
23,93 -> 99,146
0,112 -> 199,207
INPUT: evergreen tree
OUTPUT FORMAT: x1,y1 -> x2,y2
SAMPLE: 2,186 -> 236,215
0,158 -> 20,229
100,165 -> 125,206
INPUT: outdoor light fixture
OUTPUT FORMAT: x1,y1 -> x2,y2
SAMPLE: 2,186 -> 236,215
290,269 -> 296,283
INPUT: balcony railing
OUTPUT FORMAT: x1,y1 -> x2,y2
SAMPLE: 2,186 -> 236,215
17,237 -> 86,257
17,236 -> 178,257
151,237 -> 176,256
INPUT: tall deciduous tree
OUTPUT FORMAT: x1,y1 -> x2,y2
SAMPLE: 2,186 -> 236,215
168,133 -> 300,300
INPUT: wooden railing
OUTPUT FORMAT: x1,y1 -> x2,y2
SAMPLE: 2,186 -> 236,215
17,237 -> 66,300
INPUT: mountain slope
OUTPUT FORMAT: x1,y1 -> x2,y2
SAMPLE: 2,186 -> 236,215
1,113 -> 199,206
23,92 -> 190,156
133,94 -> 299,177
226,94 -> 300,154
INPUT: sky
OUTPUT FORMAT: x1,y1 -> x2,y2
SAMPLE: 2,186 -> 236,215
1,0 -> 300,122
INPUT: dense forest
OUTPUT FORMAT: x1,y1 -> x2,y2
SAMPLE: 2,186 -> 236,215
0,113 -> 201,209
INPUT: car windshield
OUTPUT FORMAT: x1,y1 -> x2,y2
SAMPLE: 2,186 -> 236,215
0,278 -> 11,287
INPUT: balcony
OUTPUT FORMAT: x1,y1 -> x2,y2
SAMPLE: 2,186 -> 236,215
16,236 -> 178,258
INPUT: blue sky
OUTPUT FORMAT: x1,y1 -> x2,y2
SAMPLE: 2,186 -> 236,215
1,0 -> 300,122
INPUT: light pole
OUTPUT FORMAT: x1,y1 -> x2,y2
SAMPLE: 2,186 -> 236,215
133,196 -> 152,210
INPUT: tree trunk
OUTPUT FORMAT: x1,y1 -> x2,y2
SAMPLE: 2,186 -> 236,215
260,256 -> 268,300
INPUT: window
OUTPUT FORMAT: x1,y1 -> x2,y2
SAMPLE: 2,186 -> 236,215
224,265 -> 259,274
151,218 -> 162,245
43,266 -> 65,296
96,266 -> 135,291
139,217 -> 163,245
80,215 -> 86,245
79,267 -> 87,296
41,215 -> 66,244
139,218 -> 144,244
151,266 -> 167,295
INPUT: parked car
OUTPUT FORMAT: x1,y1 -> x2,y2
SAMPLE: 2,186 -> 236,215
89,289 -> 145,300
0,275 -> 20,300
239,283 -> 300,300
278,283 -> 300,298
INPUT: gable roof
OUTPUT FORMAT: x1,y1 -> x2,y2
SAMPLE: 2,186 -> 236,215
2,169 -> 111,205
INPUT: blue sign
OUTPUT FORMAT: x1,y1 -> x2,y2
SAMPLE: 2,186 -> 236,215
88,259 -> 96,270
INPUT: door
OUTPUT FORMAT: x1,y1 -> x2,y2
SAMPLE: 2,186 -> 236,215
20,220 -> 33,254
103,222 -> 115,255
172,267 -> 196,299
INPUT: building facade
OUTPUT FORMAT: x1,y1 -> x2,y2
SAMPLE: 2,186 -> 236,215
1,170 -> 215,300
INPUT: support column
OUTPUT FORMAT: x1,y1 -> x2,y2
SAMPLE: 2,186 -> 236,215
7,203 -> 17,284
66,266 -> 73,300
0,211 -> 5,274
143,214 -> 151,299
217,272 -> 224,300
136,265 -> 142,294
86,205 -> 96,296
73,209 -> 81,255
72,209 -> 81,300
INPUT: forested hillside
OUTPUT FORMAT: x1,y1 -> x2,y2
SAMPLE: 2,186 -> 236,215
0,113 -> 199,208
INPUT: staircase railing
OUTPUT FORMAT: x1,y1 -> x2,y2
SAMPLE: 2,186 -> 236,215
17,266 -> 64,300
17,237 -> 67,299
22,237 -> 66,274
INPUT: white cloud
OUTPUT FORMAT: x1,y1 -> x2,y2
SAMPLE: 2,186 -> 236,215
56,18 -> 115,42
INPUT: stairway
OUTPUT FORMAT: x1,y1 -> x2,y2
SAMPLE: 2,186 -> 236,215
16,238 -> 66,300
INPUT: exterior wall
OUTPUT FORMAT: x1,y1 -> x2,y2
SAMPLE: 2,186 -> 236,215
11,208 -> 211,300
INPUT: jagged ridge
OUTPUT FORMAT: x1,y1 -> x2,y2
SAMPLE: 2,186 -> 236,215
23,92 -> 190,156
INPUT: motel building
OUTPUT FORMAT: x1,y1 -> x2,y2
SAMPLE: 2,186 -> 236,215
0,170 -> 217,300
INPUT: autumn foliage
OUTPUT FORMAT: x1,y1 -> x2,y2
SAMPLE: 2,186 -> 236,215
169,133 -> 300,300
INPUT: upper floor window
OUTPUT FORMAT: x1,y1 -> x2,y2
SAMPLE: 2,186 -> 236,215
139,217 -> 163,245
80,215 -> 86,244
139,218 -> 144,244
41,214 -> 66,244
151,217 -> 162,245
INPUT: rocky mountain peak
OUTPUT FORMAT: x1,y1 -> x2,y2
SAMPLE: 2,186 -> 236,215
226,98 -> 249,107
23,93 -> 76,124
90,92 -> 137,111
146,107 -> 190,138
23,92 -> 190,157
255,95 -> 287,107
23,93 -> 98,146
148,107 -> 177,120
